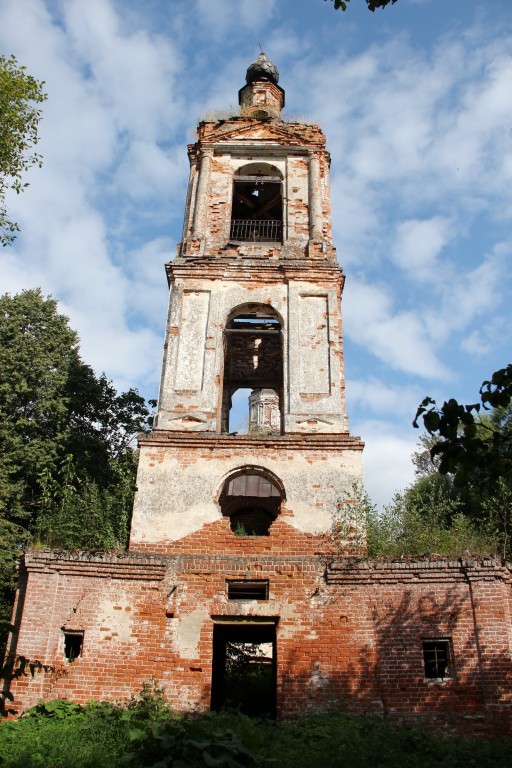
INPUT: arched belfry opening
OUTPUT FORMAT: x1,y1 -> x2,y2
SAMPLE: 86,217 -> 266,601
221,303 -> 283,434
218,467 -> 284,536
230,163 -> 283,243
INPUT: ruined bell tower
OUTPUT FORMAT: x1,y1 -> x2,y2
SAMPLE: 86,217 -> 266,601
9,54 -> 512,730
129,53 -> 364,551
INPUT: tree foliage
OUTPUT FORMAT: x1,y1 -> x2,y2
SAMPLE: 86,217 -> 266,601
332,482 -> 493,561
0,55 -> 47,246
0,289 -> 151,653
413,365 -> 512,489
327,0 -> 398,12
412,373 -> 512,559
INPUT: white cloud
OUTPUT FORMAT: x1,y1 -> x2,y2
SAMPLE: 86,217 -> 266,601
347,378 -> 423,419
424,243 -> 510,345
344,279 -> 450,379
354,419 -> 417,510
114,141 -> 187,201
195,0 -> 277,42
391,217 -> 452,280
124,238 -> 172,328
0,0 -> 188,394
63,0 -> 184,139
460,320 -> 507,358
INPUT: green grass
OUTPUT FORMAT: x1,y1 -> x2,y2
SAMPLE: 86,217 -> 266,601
0,700 -> 511,768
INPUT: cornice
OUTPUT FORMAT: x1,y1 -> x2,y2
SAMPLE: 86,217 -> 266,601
165,258 -> 345,286
139,430 -> 364,452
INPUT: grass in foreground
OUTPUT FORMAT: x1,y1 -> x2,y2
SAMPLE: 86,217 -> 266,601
0,696 -> 511,768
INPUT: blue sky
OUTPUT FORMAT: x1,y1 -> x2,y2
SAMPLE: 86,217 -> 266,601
1,0 -> 512,507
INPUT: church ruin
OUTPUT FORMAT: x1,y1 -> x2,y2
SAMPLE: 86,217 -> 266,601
4,54 -> 512,733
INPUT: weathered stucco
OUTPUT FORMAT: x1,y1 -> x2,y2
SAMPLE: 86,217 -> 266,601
130,434 -> 362,545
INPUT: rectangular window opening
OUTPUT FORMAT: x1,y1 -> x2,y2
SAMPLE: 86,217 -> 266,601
422,639 -> 452,679
227,580 -> 269,601
63,630 -> 84,662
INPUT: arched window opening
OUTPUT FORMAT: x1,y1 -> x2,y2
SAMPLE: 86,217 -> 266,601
230,163 -> 283,243
219,470 -> 283,536
221,305 -> 283,434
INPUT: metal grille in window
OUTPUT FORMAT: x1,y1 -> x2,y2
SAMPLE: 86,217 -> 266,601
230,219 -> 282,242
227,580 -> 269,600
422,639 -> 451,679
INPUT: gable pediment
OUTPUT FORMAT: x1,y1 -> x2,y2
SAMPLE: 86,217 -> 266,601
205,119 -> 322,148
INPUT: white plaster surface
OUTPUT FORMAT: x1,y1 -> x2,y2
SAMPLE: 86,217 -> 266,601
177,608 -> 209,658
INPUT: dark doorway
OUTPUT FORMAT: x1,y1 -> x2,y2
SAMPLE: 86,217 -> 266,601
211,621 -> 277,718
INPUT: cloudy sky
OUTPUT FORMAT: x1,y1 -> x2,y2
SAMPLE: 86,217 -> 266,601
1,0 -> 512,507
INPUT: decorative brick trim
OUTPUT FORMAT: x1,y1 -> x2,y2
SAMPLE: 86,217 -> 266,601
326,558 -> 511,585
24,550 -> 166,581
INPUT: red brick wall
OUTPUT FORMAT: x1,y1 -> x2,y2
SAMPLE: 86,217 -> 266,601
5,551 -> 512,734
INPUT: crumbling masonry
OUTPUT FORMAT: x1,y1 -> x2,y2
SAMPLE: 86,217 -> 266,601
4,55 -> 512,733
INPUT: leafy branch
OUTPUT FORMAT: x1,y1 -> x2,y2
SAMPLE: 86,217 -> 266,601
0,55 -> 47,246
327,0 -> 398,12
413,365 -> 512,488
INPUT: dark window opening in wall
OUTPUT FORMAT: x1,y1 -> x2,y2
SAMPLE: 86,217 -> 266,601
222,304 -> 283,435
219,469 -> 283,536
231,506 -> 275,536
230,162 -> 283,243
63,630 -> 84,662
211,620 -> 277,718
423,639 -> 452,679
227,580 -> 269,600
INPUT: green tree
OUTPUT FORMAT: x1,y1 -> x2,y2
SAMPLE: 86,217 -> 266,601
366,479 -> 494,559
414,381 -> 512,559
327,0 -> 398,11
0,55 -> 47,246
0,289 -> 150,653
0,289 -> 79,526
413,365 -> 512,489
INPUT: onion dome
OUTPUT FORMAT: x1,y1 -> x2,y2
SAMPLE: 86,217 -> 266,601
245,52 -> 279,86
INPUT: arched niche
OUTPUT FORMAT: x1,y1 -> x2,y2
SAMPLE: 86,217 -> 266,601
221,304 -> 283,434
218,467 -> 285,536
230,162 -> 283,242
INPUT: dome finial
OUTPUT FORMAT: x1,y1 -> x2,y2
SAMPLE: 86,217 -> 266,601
246,52 -> 279,86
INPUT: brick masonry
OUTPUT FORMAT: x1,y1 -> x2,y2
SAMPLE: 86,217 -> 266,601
6,550 -> 512,734
4,58 -> 512,734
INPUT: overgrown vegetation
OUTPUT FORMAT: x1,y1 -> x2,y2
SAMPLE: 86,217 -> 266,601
329,374 -> 512,561
0,691 -> 510,768
333,468 -> 503,561
0,289 -> 152,656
